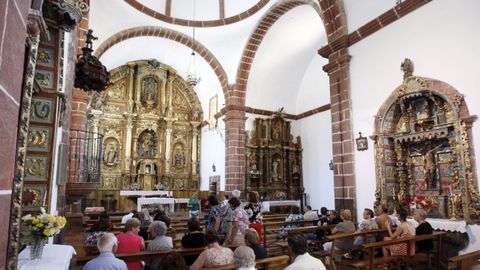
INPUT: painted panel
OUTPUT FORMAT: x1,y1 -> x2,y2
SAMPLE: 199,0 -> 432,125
25,155 -> 49,181
22,184 -> 47,210
27,126 -> 52,151
37,47 -> 55,67
30,97 -> 54,123
34,70 -> 54,89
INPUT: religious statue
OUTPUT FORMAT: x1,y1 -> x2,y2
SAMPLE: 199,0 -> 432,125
413,143 -> 445,189
174,150 -> 185,168
401,58 -> 414,79
143,77 -> 157,107
192,110 -> 200,121
138,132 -> 156,157
416,100 -> 431,120
104,144 -> 119,165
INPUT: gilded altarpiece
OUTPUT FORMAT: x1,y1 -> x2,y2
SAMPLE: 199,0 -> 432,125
245,113 -> 304,201
373,72 -> 479,222
87,60 -> 202,209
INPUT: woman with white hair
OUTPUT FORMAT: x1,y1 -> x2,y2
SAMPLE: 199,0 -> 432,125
148,221 -> 173,250
413,209 -> 433,252
147,221 -> 173,270
234,246 -> 256,270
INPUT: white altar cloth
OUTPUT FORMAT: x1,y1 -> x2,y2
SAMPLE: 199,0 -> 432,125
390,216 -> 467,233
137,197 -> 175,212
261,200 -> 300,212
120,190 -> 172,197
17,244 -> 76,270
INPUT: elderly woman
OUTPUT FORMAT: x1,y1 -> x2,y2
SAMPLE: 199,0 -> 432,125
227,197 -> 250,245
116,218 -> 145,270
244,228 -> 267,259
322,209 -> 355,254
414,209 -> 433,252
245,191 -> 263,243
147,221 -> 173,269
189,230 -> 234,270
207,194 -> 223,233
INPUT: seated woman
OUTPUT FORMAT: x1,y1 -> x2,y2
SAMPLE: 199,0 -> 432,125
244,191 -> 263,244
189,230 -> 234,270
227,197 -> 250,245
147,221 -> 173,269
132,211 -> 149,241
182,217 -> 207,265
344,208 -> 378,259
244,228 -> 267,259
280,205 -> 304,236
383,208 -> 416,257
413,209 -> 433,252
322,209 -> 356,255
116,218 -> 145,270
84,212 -> 111,255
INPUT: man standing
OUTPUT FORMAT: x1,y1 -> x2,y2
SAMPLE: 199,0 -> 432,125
285,233 -> 326,270
83,233 -> 127,270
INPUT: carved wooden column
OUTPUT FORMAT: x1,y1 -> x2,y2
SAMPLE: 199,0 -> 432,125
191,123 -> 200,175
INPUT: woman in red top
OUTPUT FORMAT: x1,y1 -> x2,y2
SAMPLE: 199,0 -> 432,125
116,218 -> 145,270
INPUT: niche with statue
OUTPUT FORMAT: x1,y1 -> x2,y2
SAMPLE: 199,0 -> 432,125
245,112 -> 304,201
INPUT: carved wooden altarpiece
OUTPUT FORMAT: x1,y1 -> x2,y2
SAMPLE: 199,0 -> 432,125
245,113 -> 304,201
87,60 -> 202,209
373,60 -> 479,222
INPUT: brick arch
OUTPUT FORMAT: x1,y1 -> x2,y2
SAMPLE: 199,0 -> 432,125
233,0 -> 346,105
94,26 -> 229,98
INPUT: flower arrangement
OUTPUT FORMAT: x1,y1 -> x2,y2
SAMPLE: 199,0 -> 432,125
22,207 -> 67,238
409,195 -> 435,212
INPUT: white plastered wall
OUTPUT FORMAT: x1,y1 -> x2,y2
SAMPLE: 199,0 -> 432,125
349,0 -> 480,219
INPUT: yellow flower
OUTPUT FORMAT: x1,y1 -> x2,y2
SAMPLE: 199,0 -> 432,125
32,218 -> 39,225
43,228 -> 52,236
46,215 -> 56,223
56,217 -> 67,228
36,223 -> 44,228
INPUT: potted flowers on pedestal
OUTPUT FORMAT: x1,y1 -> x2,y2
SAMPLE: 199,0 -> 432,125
21,207 -> 67,260
409,195 -> 436,214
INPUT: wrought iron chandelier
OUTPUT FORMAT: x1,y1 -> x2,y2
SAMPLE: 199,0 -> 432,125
186,0 -> 201,86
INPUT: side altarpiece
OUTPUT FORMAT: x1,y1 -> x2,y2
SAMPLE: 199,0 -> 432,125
245,113 -> 304,201
87,60 -> 202,196
373,68 -> 479,222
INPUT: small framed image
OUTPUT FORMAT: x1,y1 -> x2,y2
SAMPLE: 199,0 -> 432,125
356,132 -> 368,151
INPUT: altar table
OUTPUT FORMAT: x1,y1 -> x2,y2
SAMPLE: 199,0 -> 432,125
120,190 -> 172,197
137,197 -> 174,212
17,244 -> 76,270
261,200 -> 300,212
390,216 -> 467,233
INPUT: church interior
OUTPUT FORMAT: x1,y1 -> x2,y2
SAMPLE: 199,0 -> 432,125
1,0 -> 480,269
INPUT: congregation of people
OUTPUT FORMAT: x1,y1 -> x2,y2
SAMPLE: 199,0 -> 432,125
83,189 -> 435,270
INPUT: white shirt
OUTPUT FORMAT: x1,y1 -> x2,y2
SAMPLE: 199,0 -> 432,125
238,266 -> 256,270
285,253 -> 327,270
121,213 -> 134,224
304,210 -> 319,221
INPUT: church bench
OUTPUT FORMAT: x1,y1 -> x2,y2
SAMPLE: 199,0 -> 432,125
316,228 -> 390,270
448,250 -> 480,270
262,220 -> 319,248
76,247 -> 206,266
350,231 -> 445,270
199,255 -> 290,270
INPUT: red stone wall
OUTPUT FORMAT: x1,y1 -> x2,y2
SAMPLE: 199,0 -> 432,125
0,0 -> 31,268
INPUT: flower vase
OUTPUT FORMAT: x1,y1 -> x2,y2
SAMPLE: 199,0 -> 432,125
30,236 -> 47,260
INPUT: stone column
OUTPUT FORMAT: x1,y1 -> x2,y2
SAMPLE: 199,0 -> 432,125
224,108 -> 247,192
319,45 -> 357,217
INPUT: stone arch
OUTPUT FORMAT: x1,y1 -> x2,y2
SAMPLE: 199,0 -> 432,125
124,0 -> 269,27
94,26 -> 229,100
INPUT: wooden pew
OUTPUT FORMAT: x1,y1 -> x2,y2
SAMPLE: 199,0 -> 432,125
262,220 -> 319,248
200,255 -> 290,270
269,224 -> 337,254
350,231 -> 445,270
317,229 -> 389,270
449,250 -> 480,270
76,247 -> 206,266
